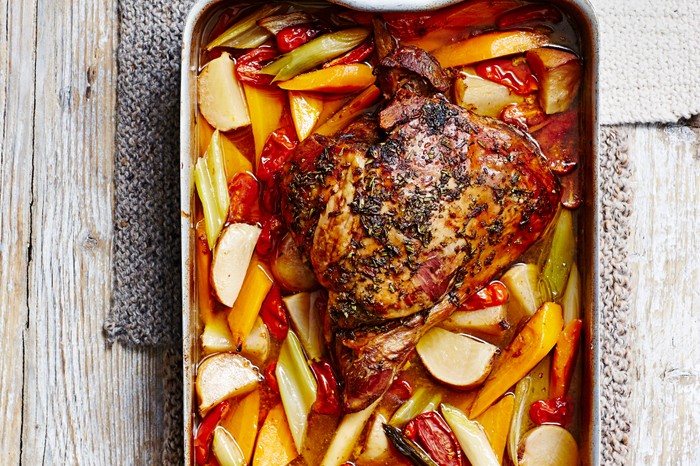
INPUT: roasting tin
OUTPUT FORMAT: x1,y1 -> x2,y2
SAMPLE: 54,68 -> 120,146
180,1 -> 600,463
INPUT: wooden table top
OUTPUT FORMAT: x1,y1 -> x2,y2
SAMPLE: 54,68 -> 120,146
1,0 -> 698,464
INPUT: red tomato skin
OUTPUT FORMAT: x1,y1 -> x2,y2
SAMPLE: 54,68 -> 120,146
310,359 -> 342,415
476,58 -> 539,95
235,45 -> 279,86
276,26 -> 320,52
227,172 -> 260,224
194,400 -> 230,465
257,128 -> 298,183
404,411 -> 466,466
259,285 -> 289,340
530,396 -> 575,427
462,281 -> 509,311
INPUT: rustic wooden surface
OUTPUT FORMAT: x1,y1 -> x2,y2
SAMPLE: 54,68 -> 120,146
1,1 -> 699,464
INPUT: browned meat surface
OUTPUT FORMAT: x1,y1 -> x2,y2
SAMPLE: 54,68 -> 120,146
280,46 -> 559,411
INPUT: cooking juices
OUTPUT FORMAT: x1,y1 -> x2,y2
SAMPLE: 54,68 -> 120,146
191,1 -> 586,465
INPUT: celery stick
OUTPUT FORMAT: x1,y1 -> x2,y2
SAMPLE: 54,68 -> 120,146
539,209 -> 576,303
561,261 -> 581,323
320,398 -> 380,466
195,157 -> 224,249
261,28 -> 369,82
212,426 -> 246,466
207,130 -> 230,220
276,331 -> 318,453
389,386 -> 442,427
258,12 -> 313,35
441,404 -> 499,466
206,4 -> 284,51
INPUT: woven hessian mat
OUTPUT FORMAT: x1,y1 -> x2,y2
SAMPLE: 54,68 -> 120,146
105,1 -> 633,464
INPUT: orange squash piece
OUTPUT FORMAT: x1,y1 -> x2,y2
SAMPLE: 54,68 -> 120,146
227,258 -> 274,350
476,394 -> 515,465
550,318 -> 583,398
470,302 -> 563,418
315,85 -> 381,136
432,30 -> 549,69
253,403 -> 298,466
242,83 -> 285,163
195,219 -> 216,325
221,389 -> 261,464
278,64 -> 375,93
221,133 -> 253,182
289,91 -> 324,141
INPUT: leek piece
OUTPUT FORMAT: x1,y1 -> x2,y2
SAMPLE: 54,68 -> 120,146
283,291 -> 324,361
206,4 -> 284,50
320,398 -> 380,466
561,261 -> 581,323
220,26 -> 272,49
195,157 -> 225,249
261,28 -> 370,82
258,12 -> 313,35
539,209 -> 576,303
507,356 -> 550,466
276,331 -> 318,453
212,426 -> 246,466
441,404 -> 499,466
208,130 -> 230,220
389,386 -> 442,427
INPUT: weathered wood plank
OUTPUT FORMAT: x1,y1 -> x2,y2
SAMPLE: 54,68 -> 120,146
0,0 -> 37,463
17,0 -> 165,463
626,124 -> 700,465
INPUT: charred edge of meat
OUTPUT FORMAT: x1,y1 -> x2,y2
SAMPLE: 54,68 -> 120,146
376,46 -> 450,100
335,311 -> 428,412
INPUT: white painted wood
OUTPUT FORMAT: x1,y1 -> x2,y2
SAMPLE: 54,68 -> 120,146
0,1 -> 699,463
626,124 -> 700,466
0,0 -> 166,464
0,0 -> 37,464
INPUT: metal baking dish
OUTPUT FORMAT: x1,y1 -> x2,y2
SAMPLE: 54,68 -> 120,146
180,1 -> 600,464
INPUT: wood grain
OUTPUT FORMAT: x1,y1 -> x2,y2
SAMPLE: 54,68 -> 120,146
0,0 -> 166,463
625,124 -> 700,466
0,0 -> 36,462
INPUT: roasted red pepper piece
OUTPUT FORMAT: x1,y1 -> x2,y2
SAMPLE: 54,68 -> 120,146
276,26 -> 320,52
476,57 -> 539,95
496,4 -> 563,29
264,361 -> 279,393
324,39 -> 375,68
257,127 -> 298,183
227,172 -> 261,224
530,396 -> 574,427
462,281 -> 509,311
260,285 -> 289,340
194,400 -> 230,465
235,45 -> 279,86
310,359 -> 342,415
404,411 -> 465,466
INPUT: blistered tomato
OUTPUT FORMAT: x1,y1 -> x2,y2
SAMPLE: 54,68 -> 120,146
462,281 -> 509,311
311,359 -> 342,415
227,172 -> 260,224
276,26 -> 320,52
476,57 -> 539,95
259,285 -> 289,340
404,411 -> 465,466
530,396 -> 575,427
257,127 -> 298,183
235,45 -> 278,86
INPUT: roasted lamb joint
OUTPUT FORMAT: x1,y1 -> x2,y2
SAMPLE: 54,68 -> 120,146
280,46 -> 559,411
